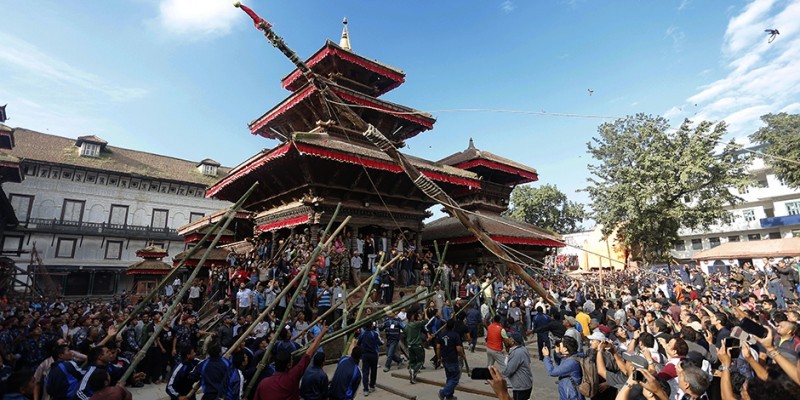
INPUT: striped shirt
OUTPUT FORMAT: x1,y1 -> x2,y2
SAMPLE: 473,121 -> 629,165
317,288 -> 332,307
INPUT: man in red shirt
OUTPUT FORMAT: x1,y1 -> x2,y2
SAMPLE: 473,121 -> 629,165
254,324 -> 329,400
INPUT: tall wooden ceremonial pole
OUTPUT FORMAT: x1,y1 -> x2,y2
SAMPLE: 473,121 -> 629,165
232,2 -> 557,307
119,182 -> 259,385
243,211 -> 349,398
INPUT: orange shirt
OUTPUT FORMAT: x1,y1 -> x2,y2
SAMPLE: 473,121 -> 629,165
486,322 -> 505,351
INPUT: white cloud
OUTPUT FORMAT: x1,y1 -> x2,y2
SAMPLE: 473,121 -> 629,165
0,32 -> 147,101
501,1 -> 516,13
665,0 -> 800,138
678,0 -> 693,11
665,25 -> 686,52
155,0 -> 240,39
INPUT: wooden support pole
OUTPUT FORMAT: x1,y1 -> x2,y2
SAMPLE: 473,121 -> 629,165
243,209 -> 348,398
118,182 -> 259,385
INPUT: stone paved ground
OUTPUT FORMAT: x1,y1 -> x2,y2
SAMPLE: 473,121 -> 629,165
129,337 -> 560,399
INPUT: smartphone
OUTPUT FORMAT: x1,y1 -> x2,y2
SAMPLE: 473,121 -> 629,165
470,367 -> 492,380
723,337 -> 741,348
724,337 -> 741,358
633,370 -> 646,383
740,318 -> 768,339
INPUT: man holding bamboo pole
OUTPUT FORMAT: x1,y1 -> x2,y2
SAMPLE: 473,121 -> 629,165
252,324 -> 328,400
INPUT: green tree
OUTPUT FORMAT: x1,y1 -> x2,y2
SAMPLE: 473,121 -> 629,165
505,184 -> 586,234
749,112 -> 800,189
585,114 -> 751,264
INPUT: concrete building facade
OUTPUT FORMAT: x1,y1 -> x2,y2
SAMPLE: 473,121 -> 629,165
1,128 -> 230,296
671,155 -> 800,260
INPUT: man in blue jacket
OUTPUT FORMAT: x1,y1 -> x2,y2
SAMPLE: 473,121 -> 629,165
357,322 -> 382,396
299,351 -> 328,400
381,312 -> 405,372
189,344 -> 231,400
329,347 -> 362,400
45,345 -> 84,400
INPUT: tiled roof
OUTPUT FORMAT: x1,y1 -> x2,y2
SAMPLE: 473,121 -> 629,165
76,135 -> 108,146
9,128 -> 230,186
438,139 -> 538,177
126,259 -> 172,272
422,211 -> 562,242
692,237 -> 800,260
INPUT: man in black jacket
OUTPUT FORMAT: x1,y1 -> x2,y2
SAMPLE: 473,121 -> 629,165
166,346 -> 199,400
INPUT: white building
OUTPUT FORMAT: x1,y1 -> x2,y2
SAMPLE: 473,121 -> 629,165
671,154 -> 800,260
1,128 -> 231,296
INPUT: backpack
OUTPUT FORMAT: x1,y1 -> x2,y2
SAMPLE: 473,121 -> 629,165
45,362 -> 80,399
570,355 -> 599,398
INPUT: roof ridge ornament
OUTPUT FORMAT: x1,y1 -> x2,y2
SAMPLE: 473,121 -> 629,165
468,137 -> 475,150
340,17 -> 351,50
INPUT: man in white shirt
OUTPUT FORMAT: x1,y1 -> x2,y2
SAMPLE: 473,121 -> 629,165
350,252 -> 363,286
236,283 -> 253,317
188,282 -> 201,309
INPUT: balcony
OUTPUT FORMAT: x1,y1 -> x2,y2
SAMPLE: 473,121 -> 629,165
19,218 -> 181,240
760,214 -> 800,228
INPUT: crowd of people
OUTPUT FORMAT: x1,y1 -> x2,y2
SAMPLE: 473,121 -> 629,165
0,221 -> 798,400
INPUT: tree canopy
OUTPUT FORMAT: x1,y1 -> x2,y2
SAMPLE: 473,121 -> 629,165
749,112 -> 800,189
584,114 -> 751,264
505,184 -> 586,234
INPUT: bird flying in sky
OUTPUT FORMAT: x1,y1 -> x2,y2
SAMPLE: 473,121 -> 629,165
587,89 -> 594,96
765,29 -> 779,43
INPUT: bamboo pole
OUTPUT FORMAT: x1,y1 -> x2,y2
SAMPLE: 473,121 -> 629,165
433,279 -> 494,337
292,257 -> 397,342
243,210 -> 348,398
118,182 -> 259,385
232,2 -> 557,307
217,204 -> 349,355
117,207 -> 237,332
295,290 -> 436,356
341,251 -> 389,356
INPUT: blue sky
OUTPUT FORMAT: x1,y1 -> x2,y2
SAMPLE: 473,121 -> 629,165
1,0 -> 798,215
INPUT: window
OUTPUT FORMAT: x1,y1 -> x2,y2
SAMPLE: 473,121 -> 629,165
765,208 -> 775,218
755,179 -> 769,188
105,240 -> 123,260
728,235 -> 740,243
793,230 -> 800,238
721,212 -> 734,225
80,143 -> 100,157
108,205 -> 129,226
201,164 -> 218,176
189,212 -> 204,223
742,209 -> 756,222
674,241 -> 686,251
787,201 -> 800,216
748,234 -> 761,241
92,272 -> 116,295
9,194 -> 34,223
60,199 -> 85,223
1,235 -> 24,255
709,237 -> 721,248
55,238 -> 77,258
768,232 -> 782,239
151,209 -> 169,228
64,272 -> 89,296
691,239 -> 703,250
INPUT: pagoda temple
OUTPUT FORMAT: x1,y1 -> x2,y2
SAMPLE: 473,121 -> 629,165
207,25 -> 481,251
423,139 -> 565,265
207,22 -> 561,268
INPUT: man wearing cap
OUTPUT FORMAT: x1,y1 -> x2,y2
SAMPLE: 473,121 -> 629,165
501,332 -> 532,400
563,316 -> 583,353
